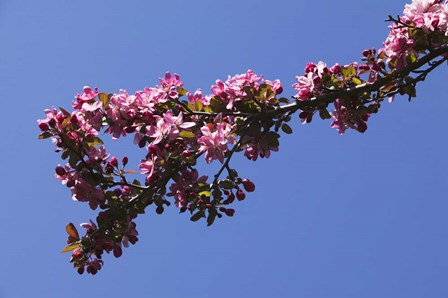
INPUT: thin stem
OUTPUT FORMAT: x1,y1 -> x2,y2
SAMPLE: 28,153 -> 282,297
211,139 -> 243,189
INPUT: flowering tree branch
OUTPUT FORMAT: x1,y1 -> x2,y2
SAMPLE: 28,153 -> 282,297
38,0 -> 448,275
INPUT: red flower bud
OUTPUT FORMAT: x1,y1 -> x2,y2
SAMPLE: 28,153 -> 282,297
113,246 -> 122,258
225,209 -> 235,217
109,157 -> 118,167
236,189 -> 246,201
55,166 -> 66,176
38,122 -> 49,131
242,179 -> 255,192
122,156 -> 128,166
128,235 -> 138,245
66,180 -> 75,188
156,205 -> 164,214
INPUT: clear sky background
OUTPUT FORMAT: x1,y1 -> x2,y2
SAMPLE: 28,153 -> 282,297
1,0 -> 448,297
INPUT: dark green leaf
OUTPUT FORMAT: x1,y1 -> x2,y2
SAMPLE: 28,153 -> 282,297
281,123 -> 293,134
59,107 -> 71,116
278,97 -> 290,104
218,179 -> 236,190
190,211 -> 203,222
68,152 -> 80,168
264,132 -> 280,148
207,211 -> 216,226
319,108 -> 332,120
61,150 -> 70,160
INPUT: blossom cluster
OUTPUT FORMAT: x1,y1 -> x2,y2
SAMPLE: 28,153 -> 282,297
38,0 -> 448,274
39,70 -> 279,274
292,0 -> 448,134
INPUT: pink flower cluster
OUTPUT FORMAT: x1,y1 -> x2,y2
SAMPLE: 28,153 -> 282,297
293,0 -> 448,134
39,69 -> 286,273
211,69 -> 283,109
38,0 -> 448,275
381,0 -> 448,69
293,54 -> 382,133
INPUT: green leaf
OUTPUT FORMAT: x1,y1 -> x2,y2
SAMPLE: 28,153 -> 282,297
177,87 -> 188,97
351,77 -> 362,85
218,179 -> 236,190
264,132 -> 280,148
190,211 -> 204,222
179,131 -> 196,138
194,100 -> 203,111
341,65 -> 356,78
258,83 -> 271,94
183,155 -> 197,165
86,137 -> 104,146
242,86 -> 255,99
68,152 -> 80,168
281,123 -> 293,134
209,96 -> 226,113
59,107 -> 71,116
38,132 -> 52,140
61,242 -> 80,253
355,106 -> 369,116
98,93 -> 110,109
198,190 -> 211,197
83,172 -> 98,185
319,108 -> 332,120
207,211 -> 216,226
278,97 -> 290,104
61,150 -> 70,160
61,116 -> 72,129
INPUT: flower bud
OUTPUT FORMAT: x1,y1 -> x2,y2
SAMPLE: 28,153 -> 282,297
225,208 -> 235,217
242,179 -> 255,192
113,246 -> 122,258
109,157 -> 118,167
66,179 -> 75,188
55,166 -> 66,176
156,205 -> 164,214
122,156 -> 128,166
38,122 -> 49,131
236,189 -> 246,201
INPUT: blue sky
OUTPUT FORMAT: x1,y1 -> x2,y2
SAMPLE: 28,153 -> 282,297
1,0 -> 448,297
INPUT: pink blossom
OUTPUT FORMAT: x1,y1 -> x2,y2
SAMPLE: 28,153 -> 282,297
73,86 -> 99,110
293,61 -> 328,100
330,99 -> 369,134
210,70 -> 264,109
168,169 -> 208,207
197,122 -> 235,163
72,181 -> 104,210
293,73 -> 314,100
84,145 -> 110,165
160,72 -> 183,88
138,156 -> 156,178
146,111 -> 195,144
37,107 -> 64,131
188,89 -> 211,106
81,220 -> 98,232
